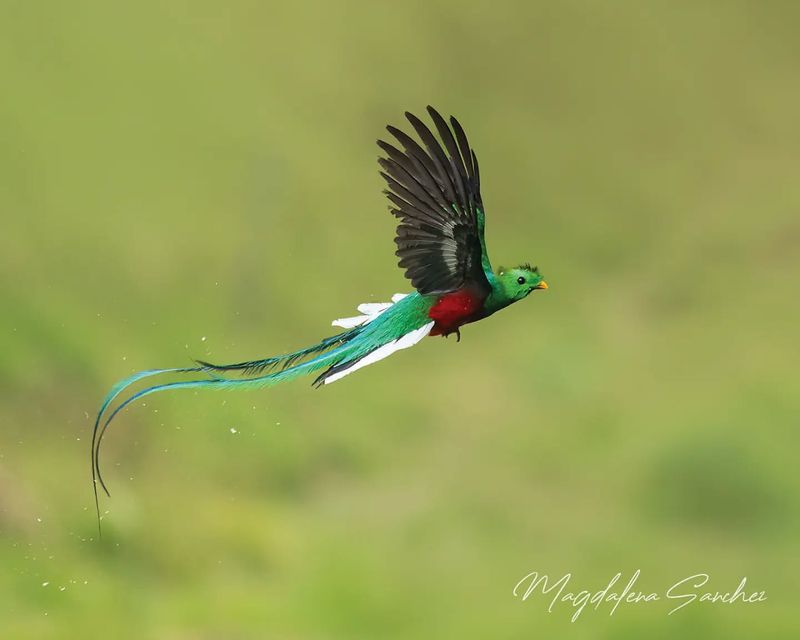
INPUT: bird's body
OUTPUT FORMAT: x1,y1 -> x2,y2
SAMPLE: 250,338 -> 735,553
91,106 -> 547,522
428,287 -> 485,336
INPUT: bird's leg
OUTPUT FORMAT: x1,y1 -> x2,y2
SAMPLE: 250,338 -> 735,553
455,328 -> 461,342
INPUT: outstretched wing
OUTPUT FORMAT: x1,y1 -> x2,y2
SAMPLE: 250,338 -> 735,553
378,106 -> 492,296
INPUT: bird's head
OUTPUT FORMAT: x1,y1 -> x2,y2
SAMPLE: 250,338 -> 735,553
496,263 -> 548,302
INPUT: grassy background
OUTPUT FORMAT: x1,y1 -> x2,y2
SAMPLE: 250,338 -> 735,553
2,1 -> 799,637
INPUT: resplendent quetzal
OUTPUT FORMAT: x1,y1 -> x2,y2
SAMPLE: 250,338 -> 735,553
92,106 -> 548,513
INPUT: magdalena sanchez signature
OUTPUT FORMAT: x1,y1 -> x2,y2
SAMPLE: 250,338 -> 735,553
513,570 -> 767,622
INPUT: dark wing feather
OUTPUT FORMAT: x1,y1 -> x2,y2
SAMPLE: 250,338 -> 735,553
378,106 -> 490,296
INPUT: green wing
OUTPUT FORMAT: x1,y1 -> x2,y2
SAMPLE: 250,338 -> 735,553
378,106 -> 493,296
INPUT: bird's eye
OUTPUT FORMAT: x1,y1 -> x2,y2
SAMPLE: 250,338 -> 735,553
517,276 -> 526,285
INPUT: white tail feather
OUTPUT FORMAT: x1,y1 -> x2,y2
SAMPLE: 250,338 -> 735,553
323,321 -> 434,384
332,293 -> 408,329
331,315 -> 371,329
357,302 -> 392,314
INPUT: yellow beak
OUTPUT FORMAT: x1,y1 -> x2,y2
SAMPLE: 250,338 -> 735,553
535,280 -> 548,290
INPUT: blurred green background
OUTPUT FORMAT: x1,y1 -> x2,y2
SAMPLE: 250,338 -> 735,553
2,1 -> 798,638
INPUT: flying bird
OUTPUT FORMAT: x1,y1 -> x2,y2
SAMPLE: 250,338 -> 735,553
91,106 -> 547,521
